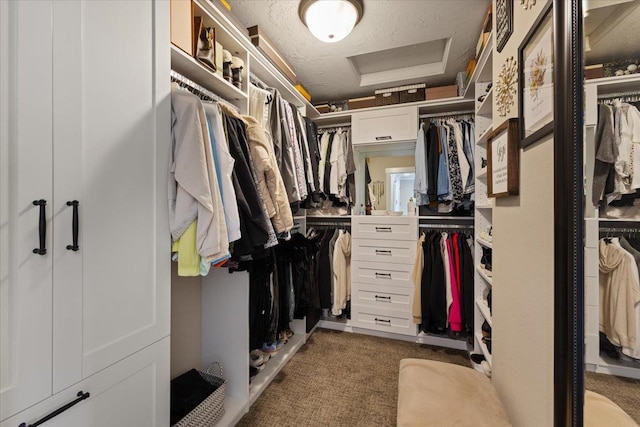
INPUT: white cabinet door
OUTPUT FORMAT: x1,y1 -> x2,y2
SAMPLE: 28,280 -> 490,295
351,105 -> 418,145
52,0 -> 171,387
1,337 -> 170,427
0,1 -> 54,420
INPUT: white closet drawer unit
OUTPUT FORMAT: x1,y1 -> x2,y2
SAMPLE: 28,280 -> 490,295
351,105 -> 418,145
352,260 -> 413,288
352,238 -> 416,264
1,337 -> 170,427
353,306 -> 415,336
352,216 -> 418,241
353,283 -> 413,313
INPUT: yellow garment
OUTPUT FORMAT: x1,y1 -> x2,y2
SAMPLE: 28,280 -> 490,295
412,233 -> 426,324
172,221 -> 201,277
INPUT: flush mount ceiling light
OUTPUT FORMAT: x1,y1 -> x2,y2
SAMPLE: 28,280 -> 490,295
299,0 -> 364,43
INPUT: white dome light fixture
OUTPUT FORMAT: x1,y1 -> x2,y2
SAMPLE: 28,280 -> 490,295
299,0 -> 364,43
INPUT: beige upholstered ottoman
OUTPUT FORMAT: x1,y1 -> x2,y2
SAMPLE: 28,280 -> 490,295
584,390 -> 638,427
397,359 -> 511,427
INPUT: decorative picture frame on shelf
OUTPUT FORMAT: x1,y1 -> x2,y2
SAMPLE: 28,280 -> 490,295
488,118 -> 520,198
496,0 -> 513,52
518,1 -> 554,148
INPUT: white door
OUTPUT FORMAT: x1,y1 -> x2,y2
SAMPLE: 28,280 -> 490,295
0,1 -> 55,420
1,337 -> 170,427
52,0 -> 171,388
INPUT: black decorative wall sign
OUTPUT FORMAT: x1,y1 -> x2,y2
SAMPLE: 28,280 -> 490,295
496,0 -> 513,52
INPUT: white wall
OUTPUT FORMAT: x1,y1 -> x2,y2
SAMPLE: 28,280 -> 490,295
491,2 -> 555,426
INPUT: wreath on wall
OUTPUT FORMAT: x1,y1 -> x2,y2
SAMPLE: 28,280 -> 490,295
496,56 -> 518,117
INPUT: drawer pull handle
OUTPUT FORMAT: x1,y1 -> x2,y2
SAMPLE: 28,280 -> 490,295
66,200 -> 80,251
375,295 -> 391,300
375,227 -> 392,232
375,136 -> 392,141
19,391 -> 90,427
375,318 -> 391,323
375,272 -> 391,278
375,250 -> 392,255
32,200 -> 47,255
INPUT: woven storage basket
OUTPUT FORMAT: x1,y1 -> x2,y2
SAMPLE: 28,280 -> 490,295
173,363 -> 226,427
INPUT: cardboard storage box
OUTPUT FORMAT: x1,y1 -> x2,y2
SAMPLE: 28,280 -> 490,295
315,104 -> 331,114
426,85 -> 459,100
348,96 -> 376,110
248,25 -> 297,84
585,64 -> 604,80
170,0 -> 194,56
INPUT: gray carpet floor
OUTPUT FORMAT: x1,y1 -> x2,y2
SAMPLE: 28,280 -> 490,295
238,328 -> 640,426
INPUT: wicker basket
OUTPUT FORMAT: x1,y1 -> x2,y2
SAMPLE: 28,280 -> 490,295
173,363 -> 227,427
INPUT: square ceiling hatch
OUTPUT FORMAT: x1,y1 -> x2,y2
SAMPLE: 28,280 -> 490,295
347,38 -> 451,87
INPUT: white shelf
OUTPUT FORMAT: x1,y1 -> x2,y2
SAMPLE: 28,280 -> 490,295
476,237 -> 492,249
418,216 -> 474,221
463,32 -> 494,98
416,332 -> 469,351
476,126 -> 493,146
476,299 -> 492,327
476,266 -> 493,285
171,44 -> 248,104
476,169 -> 487,179
475,203 -> 493,209
248,334 -> 306,406
476,88 -> 493,116
475,331 -> 492,366
215,396 -> 248,427
586,74 -> 640,95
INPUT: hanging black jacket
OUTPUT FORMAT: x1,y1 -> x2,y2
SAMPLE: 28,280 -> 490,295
223,113 -> 270,255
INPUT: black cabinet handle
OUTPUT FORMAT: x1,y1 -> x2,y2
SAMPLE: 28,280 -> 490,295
375,249 -> 392,255
66,201 -> 79,251
375,227 -> 392,232
375,272 -> 391,278
374,318 -> 391,323
32,200 -> 46,255
19,391 -> 90,427
375,295 -> 391,300
375,136 -> 392,141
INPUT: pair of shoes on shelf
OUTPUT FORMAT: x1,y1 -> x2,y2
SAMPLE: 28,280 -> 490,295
261,340 -> 285,356
481,321 -> 492,354
250,349 -> 268,373
487,290 -> 492,315
479,230 -> 492,243
486,83 -> 492,92
478,94 -> 487,103
278,330 -> 294,343
480,247 -> 492,272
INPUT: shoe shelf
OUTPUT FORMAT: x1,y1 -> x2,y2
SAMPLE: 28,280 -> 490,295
475,203 -> 493,209
476,236 -> 492,249
475,331 -> 492,366
248,333 -> 306,406
171,44 -> 248,107
476,126 -> 493,146
476,266 -> 493,285
476,169 -> 487,179
416,331 -> 469,351
476,88 -> 493,116
476,299 -> 492,327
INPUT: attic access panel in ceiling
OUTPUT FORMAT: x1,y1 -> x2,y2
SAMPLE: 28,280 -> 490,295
347,38 -> 451,87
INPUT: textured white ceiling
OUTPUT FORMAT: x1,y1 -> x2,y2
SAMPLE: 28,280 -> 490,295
229,0 -> 491,103
585,0 -> 640,65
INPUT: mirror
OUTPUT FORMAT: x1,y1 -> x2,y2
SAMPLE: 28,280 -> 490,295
365,155 -> 415,213
583,0 -> 640,423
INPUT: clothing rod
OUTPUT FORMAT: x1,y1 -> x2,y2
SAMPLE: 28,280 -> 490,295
249,72 -> 268,89
419,110 -> 475,119
419,223 -> 474,230
170,70 -> 239,112
317,122 -> 351,130
598,90 -> 640,99
599,227 -> 640,234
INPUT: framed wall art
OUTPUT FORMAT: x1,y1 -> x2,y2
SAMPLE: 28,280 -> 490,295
518,1 -> 554,148
488,118 -> 519,198
496,0 -> 513,52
